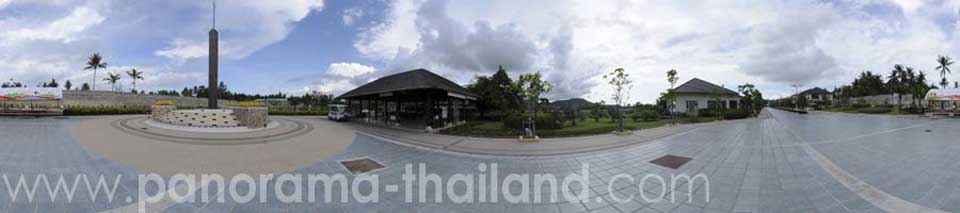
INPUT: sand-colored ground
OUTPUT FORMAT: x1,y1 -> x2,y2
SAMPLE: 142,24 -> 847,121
69,115 -> 354,177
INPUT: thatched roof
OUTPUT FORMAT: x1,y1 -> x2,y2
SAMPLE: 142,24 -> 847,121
336,69 -> 478,99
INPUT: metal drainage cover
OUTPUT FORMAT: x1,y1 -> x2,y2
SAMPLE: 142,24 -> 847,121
650,155 -> 692,169
338,158 -> 386,175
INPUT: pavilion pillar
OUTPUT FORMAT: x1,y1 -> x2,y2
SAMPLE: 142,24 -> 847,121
445,96 -> 452,127
383,98 -> 390,124
395,95 -> 401,125
425,95 -> 433,128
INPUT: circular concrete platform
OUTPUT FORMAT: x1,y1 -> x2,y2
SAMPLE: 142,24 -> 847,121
68,115 -> 356,176
114,116 -> 311,145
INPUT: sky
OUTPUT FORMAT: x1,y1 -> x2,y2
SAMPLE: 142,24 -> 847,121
1,0 -> 959,103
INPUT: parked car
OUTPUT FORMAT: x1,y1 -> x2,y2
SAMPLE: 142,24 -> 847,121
327,104 -> 351,121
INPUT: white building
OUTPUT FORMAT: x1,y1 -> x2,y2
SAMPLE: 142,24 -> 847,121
670,78 -> 742,115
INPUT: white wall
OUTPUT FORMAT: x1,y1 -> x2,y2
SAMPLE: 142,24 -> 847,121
672,94 -> 740,113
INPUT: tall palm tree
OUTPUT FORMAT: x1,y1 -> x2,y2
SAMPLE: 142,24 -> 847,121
937,55 -> 954,88
103,72 -> 121,92
126,68 -> 143,92
83,53 -> 108,91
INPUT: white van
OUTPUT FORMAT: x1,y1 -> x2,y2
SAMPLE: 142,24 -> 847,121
328,104 -> 351,121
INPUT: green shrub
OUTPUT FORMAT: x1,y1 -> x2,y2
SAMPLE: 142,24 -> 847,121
850,103 -> 870,108
63,105 -> 149,116
639,110 -> 658,121
723,109 -> 752,120
901,107 -> 922,114
630,112 -> 642,122
503,113 -> 563,130
268,109 -> 328,116
697,109 -> 717,117
857,107 -> 891,114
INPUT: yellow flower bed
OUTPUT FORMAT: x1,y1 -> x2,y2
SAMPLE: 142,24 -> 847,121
154,100 -> 175,106
226,101 -> 264,107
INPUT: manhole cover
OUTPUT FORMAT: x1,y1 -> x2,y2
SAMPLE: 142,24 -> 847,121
339,158 -> 386,175
650,155 -> 692,169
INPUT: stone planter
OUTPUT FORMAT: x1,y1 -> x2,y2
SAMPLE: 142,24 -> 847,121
229,107 -> 268,128
150,105 -> 176,121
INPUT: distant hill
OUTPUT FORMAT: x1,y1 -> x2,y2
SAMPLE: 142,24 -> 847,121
549,98 -> 593,108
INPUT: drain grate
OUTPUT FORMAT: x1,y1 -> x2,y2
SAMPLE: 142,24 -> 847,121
650,155 -> 692,169
339,158 -> 386,175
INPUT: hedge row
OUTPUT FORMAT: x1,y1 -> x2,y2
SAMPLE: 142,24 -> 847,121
63,106 -> 150,116
268,109 -> 328,116
857,107 -> 892,114
502,113 -> 564,130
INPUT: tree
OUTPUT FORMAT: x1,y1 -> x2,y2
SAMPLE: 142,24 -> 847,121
910,70 -> 931,110
665,69 -> 679,120
181,87 -> 193,97
738,83 -> 764,115
64,80 -> 73,90
83,53 -> 108,91
126,68 -> 143,92
467,66 -> 521,120
604,68 -> 632,132
103,72 -> 121,92
847,71 -> 886,97
80,83 -> 90,91
589,101 -> 607,122
709,87 -> 724,119
1,79 -> 23,88
41,78 -> 59,88
937,55 -> 953,89
516,71 -> 552,135
516,71 -> 552,116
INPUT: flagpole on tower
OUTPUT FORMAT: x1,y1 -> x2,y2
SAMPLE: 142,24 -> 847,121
212,0 -> 216,29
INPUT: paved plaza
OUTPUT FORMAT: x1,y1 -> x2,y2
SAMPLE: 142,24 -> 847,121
1,109 -> 960,212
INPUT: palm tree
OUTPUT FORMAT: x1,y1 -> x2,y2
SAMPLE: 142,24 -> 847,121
103,72 -> 121,92
83,53 -> 108,91
126,68 -> 143,92
937,55 -> 954,88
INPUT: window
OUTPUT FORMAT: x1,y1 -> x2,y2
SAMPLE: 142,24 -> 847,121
707,101 -> 719,110
686,100 -> 698,112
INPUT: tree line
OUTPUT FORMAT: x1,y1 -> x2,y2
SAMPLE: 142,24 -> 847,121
833,55 -> 954,109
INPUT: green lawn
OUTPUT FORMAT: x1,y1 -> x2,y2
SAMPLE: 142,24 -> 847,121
442,116 -> 723,138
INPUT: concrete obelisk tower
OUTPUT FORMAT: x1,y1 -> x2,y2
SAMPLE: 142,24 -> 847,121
207,0 -> 219,109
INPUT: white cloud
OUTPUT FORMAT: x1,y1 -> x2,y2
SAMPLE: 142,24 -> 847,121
1,6 -> 104,44
155,39 -> 209,61
342,7 -> 364,26
357,0 -> 960,103
328,62 -> 376,78
155,0 -> 325,60
0,0 -> 325,92
310,79 -> 357,94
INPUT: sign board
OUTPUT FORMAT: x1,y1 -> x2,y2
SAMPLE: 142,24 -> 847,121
0,88 -> 62,101
925,89 -> 960,101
